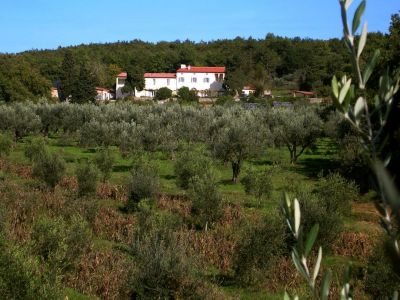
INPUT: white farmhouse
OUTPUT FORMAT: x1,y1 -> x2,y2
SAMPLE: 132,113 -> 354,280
116,72 -> 127,99
242,84 -> 257,96
175,65 -> 225,97
96,87 -> 113,101
116,65 -> 225,99
136,73 -> 177,98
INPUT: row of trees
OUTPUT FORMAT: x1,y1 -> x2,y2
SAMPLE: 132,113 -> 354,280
0,102 -> 328,182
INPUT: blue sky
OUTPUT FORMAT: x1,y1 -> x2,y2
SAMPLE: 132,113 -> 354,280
0,0 -> 398,53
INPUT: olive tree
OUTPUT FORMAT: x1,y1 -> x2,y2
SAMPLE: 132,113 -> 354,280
32,150 -> 66,189
272,106 -> 323,164
174,150 -> 214,189
0,103 -> 41,140
189,174 -> 223,228
76,161 -> 99,197
126,158 -> 159,212
241,168 -> 273,206
211,110 -> 268,183
93,147 -> 115,182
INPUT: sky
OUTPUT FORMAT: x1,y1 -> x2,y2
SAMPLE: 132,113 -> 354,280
0,0 -> 398,53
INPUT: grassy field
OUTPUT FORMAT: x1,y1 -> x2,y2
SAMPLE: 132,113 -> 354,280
2,134 -> 381,299
9,135 -> 337,207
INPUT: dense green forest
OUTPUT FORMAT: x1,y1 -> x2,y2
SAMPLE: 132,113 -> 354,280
0,12 -> 398,102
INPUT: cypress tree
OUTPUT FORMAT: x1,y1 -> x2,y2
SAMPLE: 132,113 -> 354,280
71,64 -> 97,104
59,51 -> 77,101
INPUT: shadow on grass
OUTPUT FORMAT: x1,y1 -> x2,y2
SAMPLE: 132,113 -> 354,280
83,148 -> 97,154
113,165 -> 131,173
250,158 -> 273,166
219,179 -> 235,186
297,157 -> 337,178
162,174 -> 176,180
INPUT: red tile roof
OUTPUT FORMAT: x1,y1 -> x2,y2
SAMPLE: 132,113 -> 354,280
117,72 -> 127,78
176,66 -> 225,73
243,84 -> 257,90
292,90 -> 315,96
96,87 -> 111,92
144,73 -> 176,78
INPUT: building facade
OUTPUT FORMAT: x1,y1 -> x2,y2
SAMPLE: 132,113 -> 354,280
116,65 -> 225,99
96,87 -> 113,101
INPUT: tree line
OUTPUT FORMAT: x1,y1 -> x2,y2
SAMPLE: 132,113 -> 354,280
0,13 -> 398,103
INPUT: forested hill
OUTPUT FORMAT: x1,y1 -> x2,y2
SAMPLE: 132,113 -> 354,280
0,18 -> 398,103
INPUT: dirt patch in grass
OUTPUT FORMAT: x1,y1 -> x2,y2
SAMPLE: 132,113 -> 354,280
352,202 -> 380,223
0,158 -> 32,179
332,231 -> 377,261
65,248 -> 131,300
157,194 -> 191,218
93,207 -> 135,244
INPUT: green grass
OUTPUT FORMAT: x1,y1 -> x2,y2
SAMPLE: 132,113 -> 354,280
64,288 -> 99,300
3,135 -> 379,299
223,286 -> 284,300
8,136 -> 338,212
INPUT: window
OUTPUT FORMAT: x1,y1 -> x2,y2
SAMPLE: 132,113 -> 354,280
191,77 -> 197,83
167,79 -> 170,85
203,78 -> 210,83
179,77 -> 185,83
153,79 -> 156,85
118,78 -> 125,85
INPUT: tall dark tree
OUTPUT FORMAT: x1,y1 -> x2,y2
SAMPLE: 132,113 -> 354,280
71,64 -> 97,104
59,51 -> 77,101
388,12 -> 400,71
122,67 -> 145,97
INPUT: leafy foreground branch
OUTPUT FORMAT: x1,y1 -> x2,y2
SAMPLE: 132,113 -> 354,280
282,0 -> 400,299
281,194 -> 352,300
333,0 -> 400,257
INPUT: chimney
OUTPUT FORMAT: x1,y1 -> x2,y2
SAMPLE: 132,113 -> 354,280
188,65 -> 191,70
180,64 -> 186,69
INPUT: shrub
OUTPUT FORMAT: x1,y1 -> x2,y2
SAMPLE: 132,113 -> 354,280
31,216 -> 68,265
76,161 -> 99,197
233,213 -> 288,284
154,87 -> 172,100
0,236 -> 60,299
315,172 -> 358,217
215,95 -> 235,105
177,87 -> 199,103
31,215 -> 92,272
0,132 -> 12,157
297,188 -> 343,251
93,147 -> 115,182
174,150 -> 214,190
189,174 -> 223,228
241,168 -> 273,206
32,151 -> 66,189
126,159 -> 159,212
129,224 -> 197,299
63,215 -> 93,271
365,238 -> 400,299
24,137 -> 47,162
